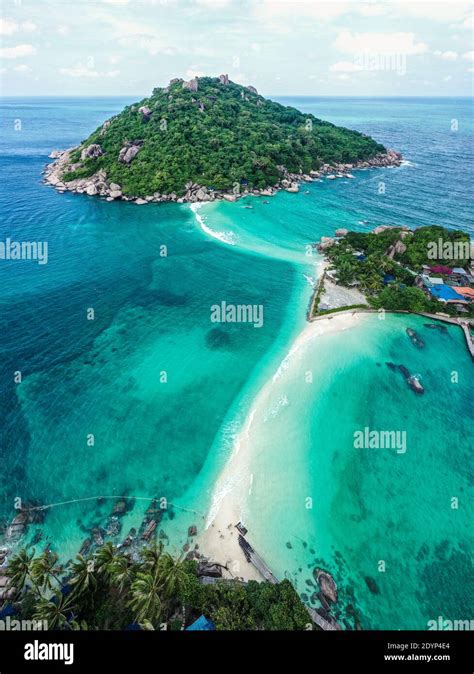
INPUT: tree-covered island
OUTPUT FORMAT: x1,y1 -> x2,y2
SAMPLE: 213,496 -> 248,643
44,74 -> 402,203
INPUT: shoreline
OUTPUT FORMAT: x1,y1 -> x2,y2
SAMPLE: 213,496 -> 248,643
197,310 -> 369,581
43,149 -> 403,206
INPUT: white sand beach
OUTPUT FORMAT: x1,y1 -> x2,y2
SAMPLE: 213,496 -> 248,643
199,310 -> 369,581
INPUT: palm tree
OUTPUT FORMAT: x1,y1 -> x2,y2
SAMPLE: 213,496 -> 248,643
31,550 -> 63,594
7,548 -> 42,598
110,554 -> 135,595
157,553 -> 189,602
140,540 -> 164,574
129,568 -> 162,625
33,591 -> 76,630
94,542 -> 119,582
69,554 -> 97,598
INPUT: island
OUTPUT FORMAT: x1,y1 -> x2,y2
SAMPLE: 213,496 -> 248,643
44,74 -> 402,204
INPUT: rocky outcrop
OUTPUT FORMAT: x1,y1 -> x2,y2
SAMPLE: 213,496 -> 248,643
386,239 -> 407,259
219,73 -> 229,85
100,120 -> 111,136
80,143 -> 103,161
372,224 -> 410,235
315,568 -> 338,603
118,142 -> 142,164
317,236 -> 336,251
138,105 -> 152,120
247,85 -> 258,95
182,77 -> 198,92
335,228 -> 348,237
44,142 -> 403,206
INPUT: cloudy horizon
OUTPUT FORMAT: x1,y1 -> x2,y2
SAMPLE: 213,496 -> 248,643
1,0 -> 473,97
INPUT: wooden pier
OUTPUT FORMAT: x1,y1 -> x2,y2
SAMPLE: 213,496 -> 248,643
238,534 -> 278,584
306,605 -> 341,631
238,533 -> 341,631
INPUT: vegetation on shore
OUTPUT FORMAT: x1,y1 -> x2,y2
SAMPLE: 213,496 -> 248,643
321,225 -> 473,317
5,544 -> 309,631
61,75 -> 385,197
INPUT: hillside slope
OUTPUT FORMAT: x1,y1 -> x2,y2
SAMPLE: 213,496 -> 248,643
46,75 -> 400,202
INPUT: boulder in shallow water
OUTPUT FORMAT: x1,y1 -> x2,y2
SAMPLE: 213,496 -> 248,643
364,576 -> 380,595
85,184 -> 98,196
315,568 -> 338,603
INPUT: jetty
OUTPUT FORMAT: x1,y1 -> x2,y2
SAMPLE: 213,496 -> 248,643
237,533 -> 340,631
238,534 -> 278,583
417,313 -> 474,360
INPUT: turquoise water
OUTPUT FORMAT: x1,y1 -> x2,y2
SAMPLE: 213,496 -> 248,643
0,97 -> 472,627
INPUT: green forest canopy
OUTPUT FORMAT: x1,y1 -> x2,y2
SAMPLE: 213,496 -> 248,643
62,76 -> 386,197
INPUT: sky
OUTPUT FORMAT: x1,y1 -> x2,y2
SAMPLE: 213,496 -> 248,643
0,0 -> 473,97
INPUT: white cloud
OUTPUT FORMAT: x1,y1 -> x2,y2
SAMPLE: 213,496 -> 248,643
462,51 -> 474,61
335,31 -> 428,56
59,62 -> 120,78
195,0 -> 231,6
0,18 -> 37,35
230,72 -> 247,84
57,25 -> 70,36
0,19 -> 16,35
253,0 -> 351,23
460,16 -> 474,29
390,2 -> 471,23
118,35 -> 178,55
0,44 -> 36,59
22,21 -> 37,33
337,74 -> 350,80
13,64 -> 32,73
434,50 -> 458,61
357,5 -> 385,17
330,61 -> 363,72
184,67 -> 204,79
443,75 -> 452,82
